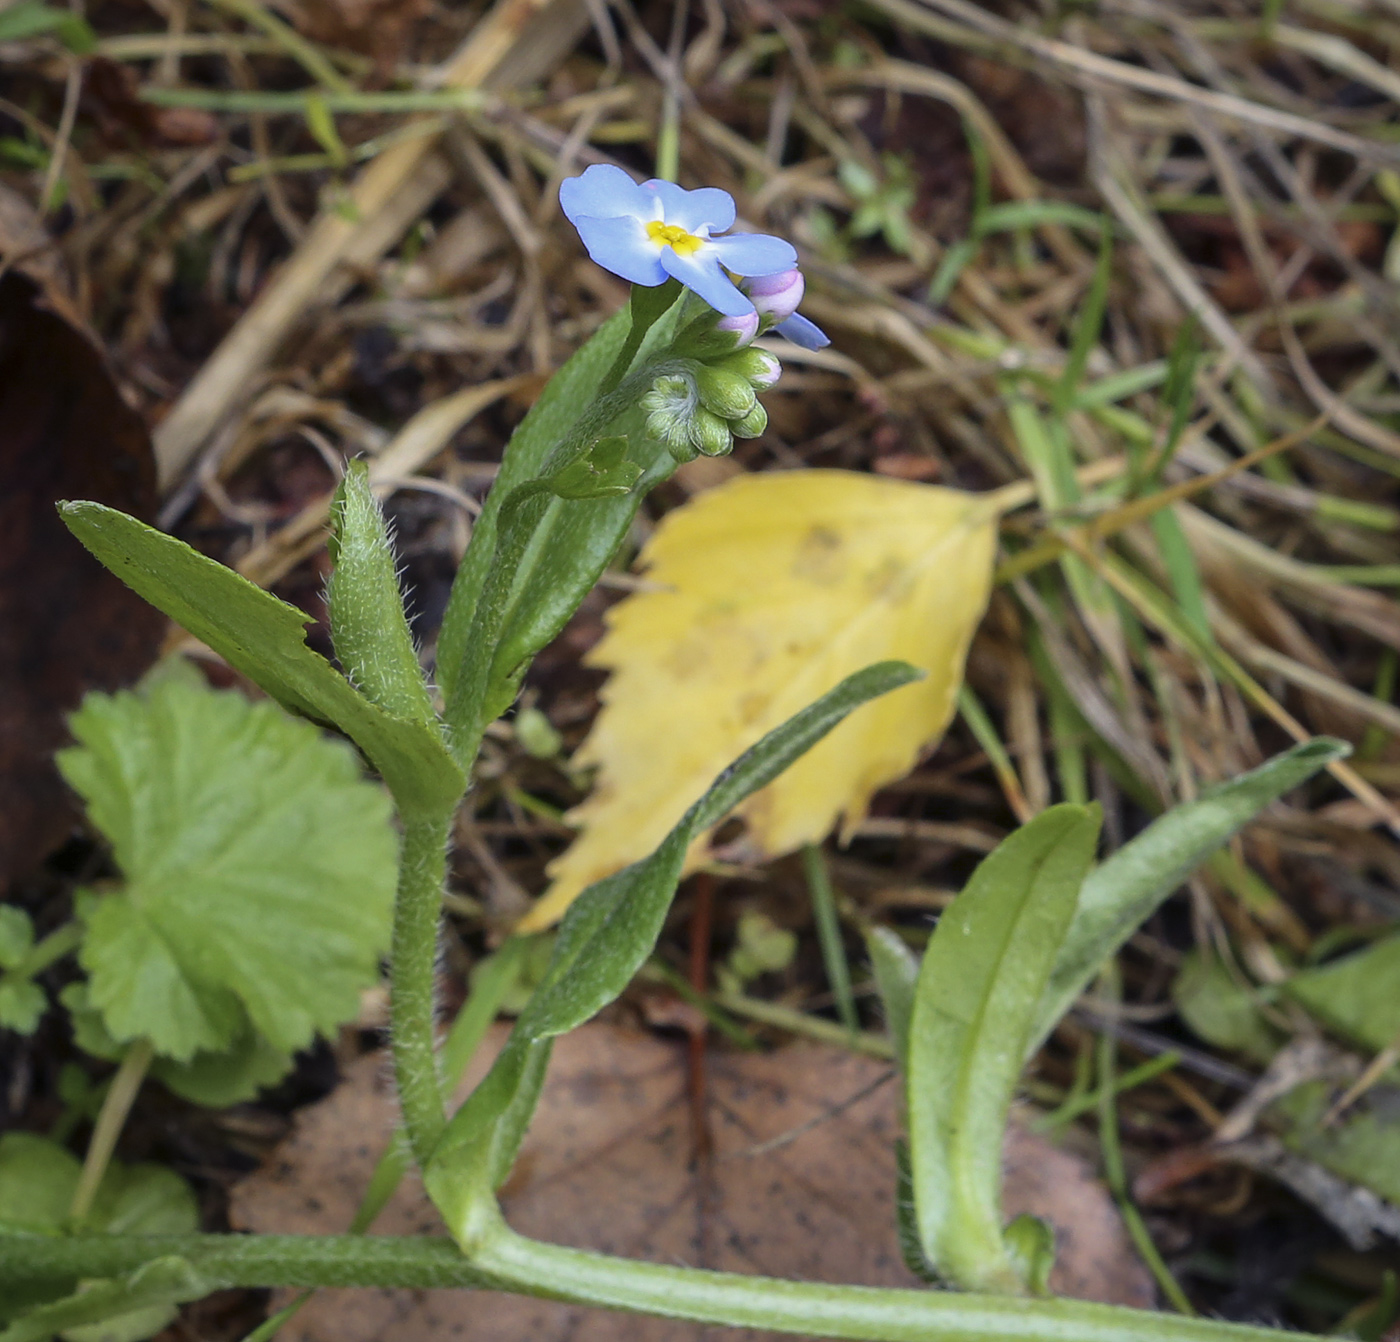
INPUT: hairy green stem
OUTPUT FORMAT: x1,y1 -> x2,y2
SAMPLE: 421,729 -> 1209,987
390,813 -> 452,1166
0,1230 -> 1315,1342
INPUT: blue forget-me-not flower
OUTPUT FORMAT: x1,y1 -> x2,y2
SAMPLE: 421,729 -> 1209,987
559,164 -> 829,349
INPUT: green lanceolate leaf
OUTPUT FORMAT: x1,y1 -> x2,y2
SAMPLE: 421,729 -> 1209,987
58,675 -> 398,1061
437,306 -> 631,710
58,503 -> 464,817
327,460 -> 436,726
1030,737 -> 1349,1055
907,803 -> 1101,1295
1284,933 -> 1400,1052
425,661 -> 922,1238
437,298 -> 689,756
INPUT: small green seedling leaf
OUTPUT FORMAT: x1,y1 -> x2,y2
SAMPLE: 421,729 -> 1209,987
327,460 -> 436,726
1172,950 -> 1282,1065
513,707 -> 562,760
865,926 -> 919,1071
0,1133 -> 197,1327
58,503 -> 464,818
0,981 -> 45,1035
719,911 -> 797,994
0,1133 -> 79,1237
1284,933 -> 1400,1052
1003,1214 -> 1055,1297
426,661 -> 922,1238
907,803 -> 1101,1295
1,1255 -> 207,1342
58,675 -> 398,1062
0,908 -> 33,969
1031,737 -> 1349,1055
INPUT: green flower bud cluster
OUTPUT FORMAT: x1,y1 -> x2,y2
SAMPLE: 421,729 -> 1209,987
642,349 -> 782,464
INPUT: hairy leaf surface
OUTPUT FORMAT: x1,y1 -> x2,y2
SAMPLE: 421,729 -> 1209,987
907,804 -> 1100,1294
59,502 -> 464,817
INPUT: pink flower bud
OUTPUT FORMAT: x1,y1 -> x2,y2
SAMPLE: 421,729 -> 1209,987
716,309 -> 760,348
744,269 -> 805,323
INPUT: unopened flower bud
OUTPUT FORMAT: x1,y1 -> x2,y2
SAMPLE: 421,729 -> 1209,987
689,409 -> 734,458
641,373 -> 694,417
642,373 -> 697,455
730,402 -> 768,439
718,347 -> 782,391
695,366 -> 757,420
716,310 -> 760,348
744,269 -> 805,324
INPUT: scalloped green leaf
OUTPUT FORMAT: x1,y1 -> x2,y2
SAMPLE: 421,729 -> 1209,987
60,982 -> 293,1107
59,676 -> 397,1062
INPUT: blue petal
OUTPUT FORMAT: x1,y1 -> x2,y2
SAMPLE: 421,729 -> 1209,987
573,213 -> 668,286
560,164 -> 651,223
643,179 -> 735,233
775,312 -> 830,349
706,232 -> 797,277
660,248 -> 753,316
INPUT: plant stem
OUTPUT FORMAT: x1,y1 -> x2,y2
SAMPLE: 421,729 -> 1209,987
390,812 -> 452,1166
0,1229 -> 1318,1342
69,1037 -> 154,1227
714,990 -> 894,1058
1095,984 -> 1196,1316
802,844 -> 859,1035
15,921 -> 83,979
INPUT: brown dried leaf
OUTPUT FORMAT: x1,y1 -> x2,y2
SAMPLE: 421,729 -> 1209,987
0,258 -> 165,885
231,1024 -> 1154,1339
85,58 -> 219,147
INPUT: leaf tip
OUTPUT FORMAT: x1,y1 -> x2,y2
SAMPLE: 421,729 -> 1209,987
1295,735 -> 1351,763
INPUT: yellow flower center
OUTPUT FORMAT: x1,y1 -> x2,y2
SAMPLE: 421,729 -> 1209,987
646,220 -> 705,256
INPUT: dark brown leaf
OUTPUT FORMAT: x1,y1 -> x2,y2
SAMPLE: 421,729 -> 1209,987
0,266 -> 165,885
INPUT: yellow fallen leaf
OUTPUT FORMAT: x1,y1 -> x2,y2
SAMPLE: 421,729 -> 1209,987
520,469 -> 998,932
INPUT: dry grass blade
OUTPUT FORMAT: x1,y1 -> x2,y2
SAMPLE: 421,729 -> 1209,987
151,0 -> 588,488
